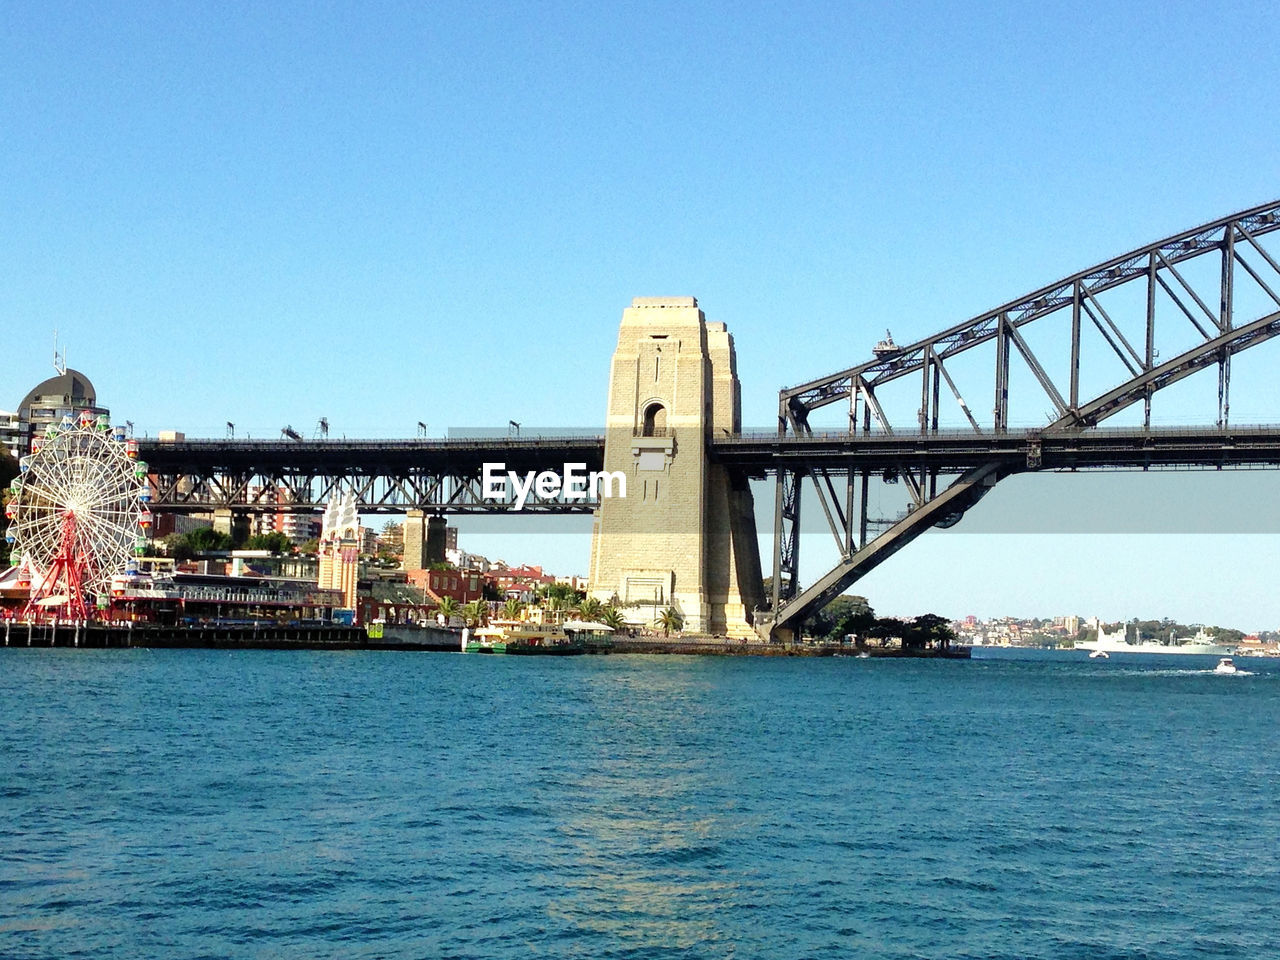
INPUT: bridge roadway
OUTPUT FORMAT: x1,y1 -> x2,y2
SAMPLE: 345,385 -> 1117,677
139,435 -> 606,514
139,425 -> 1280,513
139,436 -> 606,478
711,424 -> 1280,473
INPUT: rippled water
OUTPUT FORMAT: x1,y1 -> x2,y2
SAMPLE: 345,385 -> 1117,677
3,647 -> 1278,958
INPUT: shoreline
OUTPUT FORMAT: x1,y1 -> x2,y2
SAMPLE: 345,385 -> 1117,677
0,621 -> 969,658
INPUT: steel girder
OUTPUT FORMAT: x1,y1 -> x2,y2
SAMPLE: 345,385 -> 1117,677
779,199 -> 1280,426
763,200 -> 1280,639
142,436 -> 605,515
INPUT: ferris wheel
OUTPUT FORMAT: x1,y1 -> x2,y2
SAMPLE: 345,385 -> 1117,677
4,413 -> 151,619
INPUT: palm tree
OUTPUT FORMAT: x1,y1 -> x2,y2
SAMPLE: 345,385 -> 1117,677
599,606 -> 626,631
657,607 -> 684,637
436,595 -> 460,626
578,596 -> 602,620
462,600 -> 487,628
503,597 -> 524,620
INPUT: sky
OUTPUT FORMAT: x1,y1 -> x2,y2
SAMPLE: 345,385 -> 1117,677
4,1 -> 1280,629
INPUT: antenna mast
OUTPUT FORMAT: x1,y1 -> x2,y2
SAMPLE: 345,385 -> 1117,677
53,330 -> 67,375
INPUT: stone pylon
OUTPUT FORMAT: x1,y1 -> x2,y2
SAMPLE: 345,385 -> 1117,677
588,297 -> 763,637
318,491 -> 361,613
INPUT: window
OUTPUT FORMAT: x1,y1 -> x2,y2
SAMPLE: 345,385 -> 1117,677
641,402 -> 666,437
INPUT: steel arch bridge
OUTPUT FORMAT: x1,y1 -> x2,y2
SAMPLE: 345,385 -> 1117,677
754,199 -> 1280,639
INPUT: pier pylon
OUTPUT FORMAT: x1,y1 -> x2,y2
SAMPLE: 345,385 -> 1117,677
588,298 -> 763,637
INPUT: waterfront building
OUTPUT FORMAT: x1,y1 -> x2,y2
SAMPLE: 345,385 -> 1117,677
405,567 -> 484,604
485,563 -> 555,595
106,571 -> 344,625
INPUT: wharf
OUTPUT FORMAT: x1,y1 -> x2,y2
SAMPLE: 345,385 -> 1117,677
0,621 -> 456,651
602,637 -> 971,658
1,622 -> 969,658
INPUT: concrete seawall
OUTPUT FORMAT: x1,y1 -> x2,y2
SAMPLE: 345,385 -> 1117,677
1,621 -> 967,657
0,622 -> 453,651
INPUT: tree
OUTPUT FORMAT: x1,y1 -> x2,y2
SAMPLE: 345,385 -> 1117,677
187,527 -> 234,552
1208,625 -> 1246,645
577,596 -> 602,620
868,617 -> 906,647
162,527 -> 233,560
436,595 -> 460,626
808,595 -> 876,644
162,531 -> 193,561
902,613 -> 958,651
539,582 -> 585,606
503,597 -> 524,620
298,537 -> 320,555
461,600 -> 487,628
245,532 -> 292,553
600,606 -> 626,631
657,607 -> 684,637
378,521 -> 404,560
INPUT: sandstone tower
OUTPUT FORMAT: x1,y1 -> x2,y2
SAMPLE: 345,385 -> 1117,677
588,297 -> 763,637
318,491 -> 361,613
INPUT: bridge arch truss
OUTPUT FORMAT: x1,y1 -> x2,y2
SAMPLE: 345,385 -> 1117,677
759,199 -> 1280,638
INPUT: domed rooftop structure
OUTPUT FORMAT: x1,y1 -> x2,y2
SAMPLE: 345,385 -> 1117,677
19,369 -> 98,418
9,369 -> 109,456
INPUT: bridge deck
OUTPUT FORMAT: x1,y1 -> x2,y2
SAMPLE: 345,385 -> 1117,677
139,436 -> 606,472
710,425 -> 1280,472
137,426 -> 1280,514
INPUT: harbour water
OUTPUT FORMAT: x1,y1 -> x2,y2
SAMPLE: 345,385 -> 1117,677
3,647 -> 1278,958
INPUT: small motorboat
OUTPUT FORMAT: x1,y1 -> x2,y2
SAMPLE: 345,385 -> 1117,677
1088,649 -> 1109,659
1214,657 -> 1237,675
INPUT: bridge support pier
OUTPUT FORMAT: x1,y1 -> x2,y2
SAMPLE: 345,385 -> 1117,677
404,510 -> 447,569
212,507 -> 250,547
589,297 -> 762,637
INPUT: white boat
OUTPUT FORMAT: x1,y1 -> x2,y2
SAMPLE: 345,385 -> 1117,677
1076,623 -> 1234,657
1213,657 -> 1238,675
1088,649 -> 1109,659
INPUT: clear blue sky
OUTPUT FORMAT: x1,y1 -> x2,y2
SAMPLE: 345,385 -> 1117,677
5,1 -> 1280,628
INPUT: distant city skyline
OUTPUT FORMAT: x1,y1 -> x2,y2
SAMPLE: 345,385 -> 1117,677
6,0 -> 1280,628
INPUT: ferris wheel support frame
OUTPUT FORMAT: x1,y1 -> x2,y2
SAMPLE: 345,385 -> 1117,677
21,510 -> 92,621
